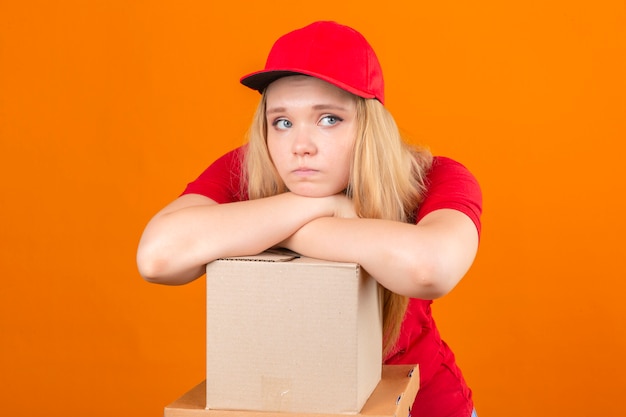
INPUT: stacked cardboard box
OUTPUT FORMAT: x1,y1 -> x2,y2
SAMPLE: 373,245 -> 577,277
164,251 -> 419,417
205,251 -> 382,414
165,364 -> 419,417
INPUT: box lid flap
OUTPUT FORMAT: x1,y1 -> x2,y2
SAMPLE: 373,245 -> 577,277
217,250 -> 300,263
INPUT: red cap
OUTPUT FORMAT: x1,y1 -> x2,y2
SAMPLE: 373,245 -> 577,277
240,21 -> 385,104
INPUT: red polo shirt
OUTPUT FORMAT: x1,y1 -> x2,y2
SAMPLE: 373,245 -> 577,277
183,147 -> 482,417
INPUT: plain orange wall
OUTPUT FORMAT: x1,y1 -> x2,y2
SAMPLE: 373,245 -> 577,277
1,1 -> 625,416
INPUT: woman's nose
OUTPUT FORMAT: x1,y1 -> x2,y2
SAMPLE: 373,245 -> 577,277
292,127 -> 317,156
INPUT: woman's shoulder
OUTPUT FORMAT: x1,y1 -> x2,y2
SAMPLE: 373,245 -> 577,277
430,155 -> 471,171
418,155 -> 483,233
181,145 -> 248,203
426,155 -> 480,187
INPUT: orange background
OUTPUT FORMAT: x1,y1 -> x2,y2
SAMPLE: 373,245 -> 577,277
1,1 -> 625,416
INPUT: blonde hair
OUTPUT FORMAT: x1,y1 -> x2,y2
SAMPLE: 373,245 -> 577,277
243,91 -> 433,358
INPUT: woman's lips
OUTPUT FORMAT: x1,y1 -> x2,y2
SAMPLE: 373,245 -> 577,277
292,167 -> 318,177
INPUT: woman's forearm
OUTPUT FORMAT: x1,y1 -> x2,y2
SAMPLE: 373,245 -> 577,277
136,193 -> 336,285
280,209 -> 479,299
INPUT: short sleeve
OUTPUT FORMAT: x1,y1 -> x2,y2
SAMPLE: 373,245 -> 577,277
416,156 -> 483,235
181,146 -> 248,203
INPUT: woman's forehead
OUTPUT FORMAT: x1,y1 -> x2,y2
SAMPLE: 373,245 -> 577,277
265,76 -> 357,110
267,76 -> 354,99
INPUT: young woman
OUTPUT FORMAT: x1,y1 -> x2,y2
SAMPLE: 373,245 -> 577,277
137,21 -> 482,417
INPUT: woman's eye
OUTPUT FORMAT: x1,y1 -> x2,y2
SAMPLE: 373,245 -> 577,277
319,115 -> 342,126
273,119 -> 292,129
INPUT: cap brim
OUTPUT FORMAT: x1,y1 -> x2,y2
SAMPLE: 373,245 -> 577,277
240,70 -> 304,93
240,69 -> 376,100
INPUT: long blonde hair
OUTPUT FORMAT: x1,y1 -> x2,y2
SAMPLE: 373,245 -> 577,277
243,90 -> 433,358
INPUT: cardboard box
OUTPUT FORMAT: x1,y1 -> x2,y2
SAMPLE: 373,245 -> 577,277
205,251 -> 383,414
165,365 -> 419,417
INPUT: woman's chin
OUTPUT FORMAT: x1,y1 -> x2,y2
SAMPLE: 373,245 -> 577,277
287,185 -> 339,198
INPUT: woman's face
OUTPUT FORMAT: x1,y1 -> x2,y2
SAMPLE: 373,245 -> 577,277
265,75 -> 358,198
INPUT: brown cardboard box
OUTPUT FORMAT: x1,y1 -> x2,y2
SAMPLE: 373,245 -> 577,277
165,365 -> 419,417
205,251 -> 383,414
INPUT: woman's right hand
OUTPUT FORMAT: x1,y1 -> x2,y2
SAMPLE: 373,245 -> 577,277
331,193 -> 358,219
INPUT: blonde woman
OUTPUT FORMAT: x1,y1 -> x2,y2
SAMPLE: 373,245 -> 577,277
137,21 -> 482,417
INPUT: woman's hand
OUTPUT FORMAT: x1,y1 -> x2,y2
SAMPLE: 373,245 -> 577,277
274,192 -> 355,251
331,193 -> 358,219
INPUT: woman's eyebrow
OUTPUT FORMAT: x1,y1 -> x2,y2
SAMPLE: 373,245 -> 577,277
312,104 -> 349,112
266,106 -> 286,116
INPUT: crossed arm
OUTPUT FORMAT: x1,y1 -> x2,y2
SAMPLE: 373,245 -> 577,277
136,192 -> 478,299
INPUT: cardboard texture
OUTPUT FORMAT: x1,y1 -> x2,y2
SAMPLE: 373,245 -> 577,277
165,365 -> 419,417
205,252 -> 383,414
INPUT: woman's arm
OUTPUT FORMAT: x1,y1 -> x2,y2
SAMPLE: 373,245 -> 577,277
279,208 -> 479,299
136,192 -> 347,285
